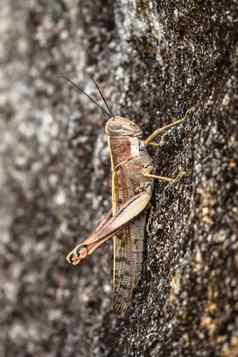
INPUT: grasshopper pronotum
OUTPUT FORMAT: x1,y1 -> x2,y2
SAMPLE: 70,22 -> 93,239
64,77 -> 191,314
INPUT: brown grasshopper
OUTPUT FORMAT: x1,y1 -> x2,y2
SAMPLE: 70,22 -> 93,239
64,77 -> 190,314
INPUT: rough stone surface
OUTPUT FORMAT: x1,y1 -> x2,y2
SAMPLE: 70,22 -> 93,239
0,1 -> 238,356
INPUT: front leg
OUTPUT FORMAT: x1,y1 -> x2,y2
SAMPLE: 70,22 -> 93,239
144,107 -> 194,147
143,171 -> 186,183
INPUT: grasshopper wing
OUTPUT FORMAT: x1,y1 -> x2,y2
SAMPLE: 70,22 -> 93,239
112,211 -> 147,314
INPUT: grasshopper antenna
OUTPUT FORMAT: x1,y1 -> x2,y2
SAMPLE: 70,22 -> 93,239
60,74 -> 112,118
91,78 -> 114,117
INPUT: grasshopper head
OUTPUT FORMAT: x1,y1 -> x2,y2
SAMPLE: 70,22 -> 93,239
105,116 -> 142,137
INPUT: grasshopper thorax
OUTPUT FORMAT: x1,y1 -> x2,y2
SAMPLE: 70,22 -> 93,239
105,116 -> 142,137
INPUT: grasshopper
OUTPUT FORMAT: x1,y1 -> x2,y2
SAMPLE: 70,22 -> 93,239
64,77 -> 190,314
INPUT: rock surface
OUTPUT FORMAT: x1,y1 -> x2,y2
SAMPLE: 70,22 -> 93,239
0,1 -> 238,356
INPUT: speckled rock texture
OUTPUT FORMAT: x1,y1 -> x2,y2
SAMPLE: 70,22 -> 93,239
0,1 -> 238,356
